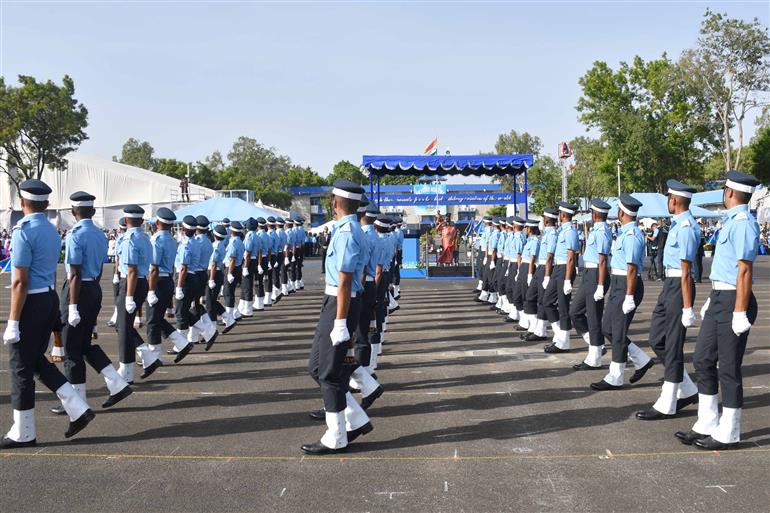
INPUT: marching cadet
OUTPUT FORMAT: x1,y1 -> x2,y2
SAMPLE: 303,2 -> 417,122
283,217 -> 295,294
373,216 -> 395,361
304,180 -> 372,455
2,180 -> 95,448
570,199 -> 612,370
266,216 -> 279,305
543,202 -> 580,353
170,216 -> 199,362
296,217 -> 307,290
107,217 -> 127,328
591,194 -> 654,391
252,217 -> 269,311
289,217 -> 302,292
51,191 -> 133,416
240,218 -> 258,316
521,209 -> 558,342
142,207 -> 189,376
276,217 -> 290,297
115,205 -> 153,383
222,220 -> 246,328
485,218 -> 502,306
491,218 -> 509,312
636,180 -> 700,420
475,216 -> 493,298
505,217 -> 527,323
206,224 -> 229,331
386,219 -> 400,314
514,218 -> 540,331
676,171 -> 760,450
393,219 -> 404,298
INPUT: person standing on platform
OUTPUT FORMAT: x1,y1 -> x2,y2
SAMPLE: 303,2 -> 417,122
636,180 -> 700,420
676,171 -> 760,450
303,180 -> 372,455
570,199 -> 612,370
2,180 -> 95,448
591,195 -> 654,391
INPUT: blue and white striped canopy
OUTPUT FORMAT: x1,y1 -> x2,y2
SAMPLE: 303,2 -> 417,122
362,154 -> 534,176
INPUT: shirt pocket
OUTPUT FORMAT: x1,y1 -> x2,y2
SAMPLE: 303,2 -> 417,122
717,229 -> 729,245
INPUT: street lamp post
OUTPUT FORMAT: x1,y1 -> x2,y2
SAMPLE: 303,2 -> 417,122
616,159 -> 622,197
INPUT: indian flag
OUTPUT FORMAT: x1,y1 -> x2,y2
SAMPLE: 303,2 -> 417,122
423,138 -> 438,156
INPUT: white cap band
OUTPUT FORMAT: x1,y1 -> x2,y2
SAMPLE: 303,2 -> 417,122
158,218 -> 174,225
725,179 -> 755,194
590,205 -> 609,213
182,222 -> 196,230
124,212 -> 143,219
365,212 -> 378,218
667,188 -> 693,199
543,212 -> 558,219
558,206 -> 576,214
20,191 -> 49,201
618,203 -> 638,217
332,187 -> 363,200
71,200 -> 94,207
374,220 -> 389,228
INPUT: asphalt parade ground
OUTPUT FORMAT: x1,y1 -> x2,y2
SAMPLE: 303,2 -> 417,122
0,258 -> 768,513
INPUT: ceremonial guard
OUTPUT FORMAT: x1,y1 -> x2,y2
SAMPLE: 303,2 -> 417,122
515,219 -> 540,332
570,199 -> 612,370
276,217 -> 290,297
491,218 -> 508,311
676,171 -> 760,450
51,191 -> 132,416
107,217 -> 127,328
636,180 -> 700,420
240,218 -> 258,316
591,195 -> 654,390
475,216 -> 493,298
485,218 -> 502,305
266,216 -> 279,305
393,219 -> 404,298
222,220 -> 246,328
142,207 -> 188,376
372,216 -> 395,366
252,217 -> 269,311
543,202 -> 579,353
2,180 -> 94,448
304,180 -> 372,455
206,224 -> 228,329
522,209 -> 558,342
505,217 -> 526,322
295,217 -> 306,290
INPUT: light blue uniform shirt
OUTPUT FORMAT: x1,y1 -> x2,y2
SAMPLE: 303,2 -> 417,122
610,222 -> 646,272
325,214 -> 364,293
118,227 -> 152,278
197,235 -> 213,272
663,210 -> 700,269
487,229 -> 500,255
554,223 -> 580,262
583,222 -> 612,265
512,231 -> 526,258
480,225 -> 491,252
522,235 -> 541,266
379,233 -> 395,272
538,226 -> 558,262
396,228 -> 404,250
256,229 -> 270,257
151,230 -> 177,275
209,239 -> 226,270
187,234 -> 203,272
244,230 -> 258,257
225,236 -> 245,267
11,212 -> 59,290
65,219 -> 107,280
710,204 -> 759,286
277,229 -> 288,252
174,236 -> 192,272
362,224 -> 381,277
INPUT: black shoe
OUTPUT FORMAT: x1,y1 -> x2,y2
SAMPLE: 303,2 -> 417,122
694,436 -> 739,451
204,331 -> 219,351
166,349 -> 178,355
629,360 -> 654,384
590,380 -> 622,391
0,436 -> 37,449
102,386 -> 133,408
222,321 -> 237,335
635,408 -> 674,421
473,297 -> 486,303
675,430 -> 708,445
602,347 -> 608,356
65,409 -> 95,438
347,422 -> 374,443
140,360 -> 163,379
489,305 -> 498,311
308,409 -> 325,421
174,343 -> 194,363
301,441 -> 347,455
514,325 -> 528,331
544,344 -> 569,354
349,385 -> 361,394
50,405 -> 67,415
273,295 -> 282,305
361,386 -> 384,410
524,333 -> 548,342
676,394 -> 699,412
504,317 -> 516,323
573,362 -> 602,371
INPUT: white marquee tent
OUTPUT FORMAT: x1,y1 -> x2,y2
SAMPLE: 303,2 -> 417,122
1,153 -> 216,230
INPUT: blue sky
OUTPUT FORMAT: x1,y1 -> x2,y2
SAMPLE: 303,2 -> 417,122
2,1 -> 768,177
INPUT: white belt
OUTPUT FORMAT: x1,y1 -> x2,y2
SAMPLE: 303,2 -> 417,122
713,281 -> 736,291
665,269 -> 683,278
365,276 -> 375,282
503,256 -> 510,262
28,286 -> 53,295
80,278 -> 95,282
555,259 -> 568,265
158,273 -> 170,277
325,285 -> 357,298
584,262 -> 598,269
611,268 -> 640,277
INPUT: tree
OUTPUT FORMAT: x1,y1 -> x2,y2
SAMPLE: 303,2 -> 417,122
379,174 -> 419,186
749,126 -> 770,182
492,130 -> 543,192
0,75 -> 88,192
679,10 -> 770,171
154,158 -> 188,180
326,160 -> 367,185
568,136 -> 615,203
527,155 -> 563,213
114,137 -> 155,170
204,150 -> 226,173
279,165 -> 326,188
486,205 -> 506,217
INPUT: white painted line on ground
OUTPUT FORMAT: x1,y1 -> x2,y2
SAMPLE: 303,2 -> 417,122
443,481 -> 448,492
705,485 -> 735,494
169,446 -> 180,456
200,392 -> 214,395
375,492 -> 408,499
280,487 -> 286,497
123,479 -> 142,495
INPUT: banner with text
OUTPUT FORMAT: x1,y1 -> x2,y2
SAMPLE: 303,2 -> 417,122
379,192 -> 526,207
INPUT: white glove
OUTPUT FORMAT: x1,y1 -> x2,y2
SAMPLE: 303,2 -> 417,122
125,296 -> 136,314
291,256 -> 296,263
208,279 -> 216,290
242,267 -> 249,277
732,311 -> 751,336
514,271 -> 520,281
542,276 -> 550,290
330,318 -> 350,346
257,265 -> 264,275
284,256 -> 290,266
681,307 -> 697,328
527,274 -> 532,286
563,280 -> 573,295
268,262 -> 273,270
3,320 -> 20,345
593,286 -> 604,302
483,256 -> 488,266
112,273 -> 120,284
700,297 -> 710,319
622,294 -> 636,314
147,290 -> 159,306
227,273 -> 235,284
68,304 -> 81,327
504,268 -> 509,277
175,287 -> 184,300
489,260 -> 496,270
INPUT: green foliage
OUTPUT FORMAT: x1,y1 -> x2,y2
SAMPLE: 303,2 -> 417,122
568,136 -> 616,202
153,158 -> 187,179
750,127 -> 770,182
114,137 -> 155,170
327,160 -> 367,185
379,174 -> 419,185
493,130 -> 542,193
486,205 -> 506,217
527,155 -> 563,213
0,74 -> 88,190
